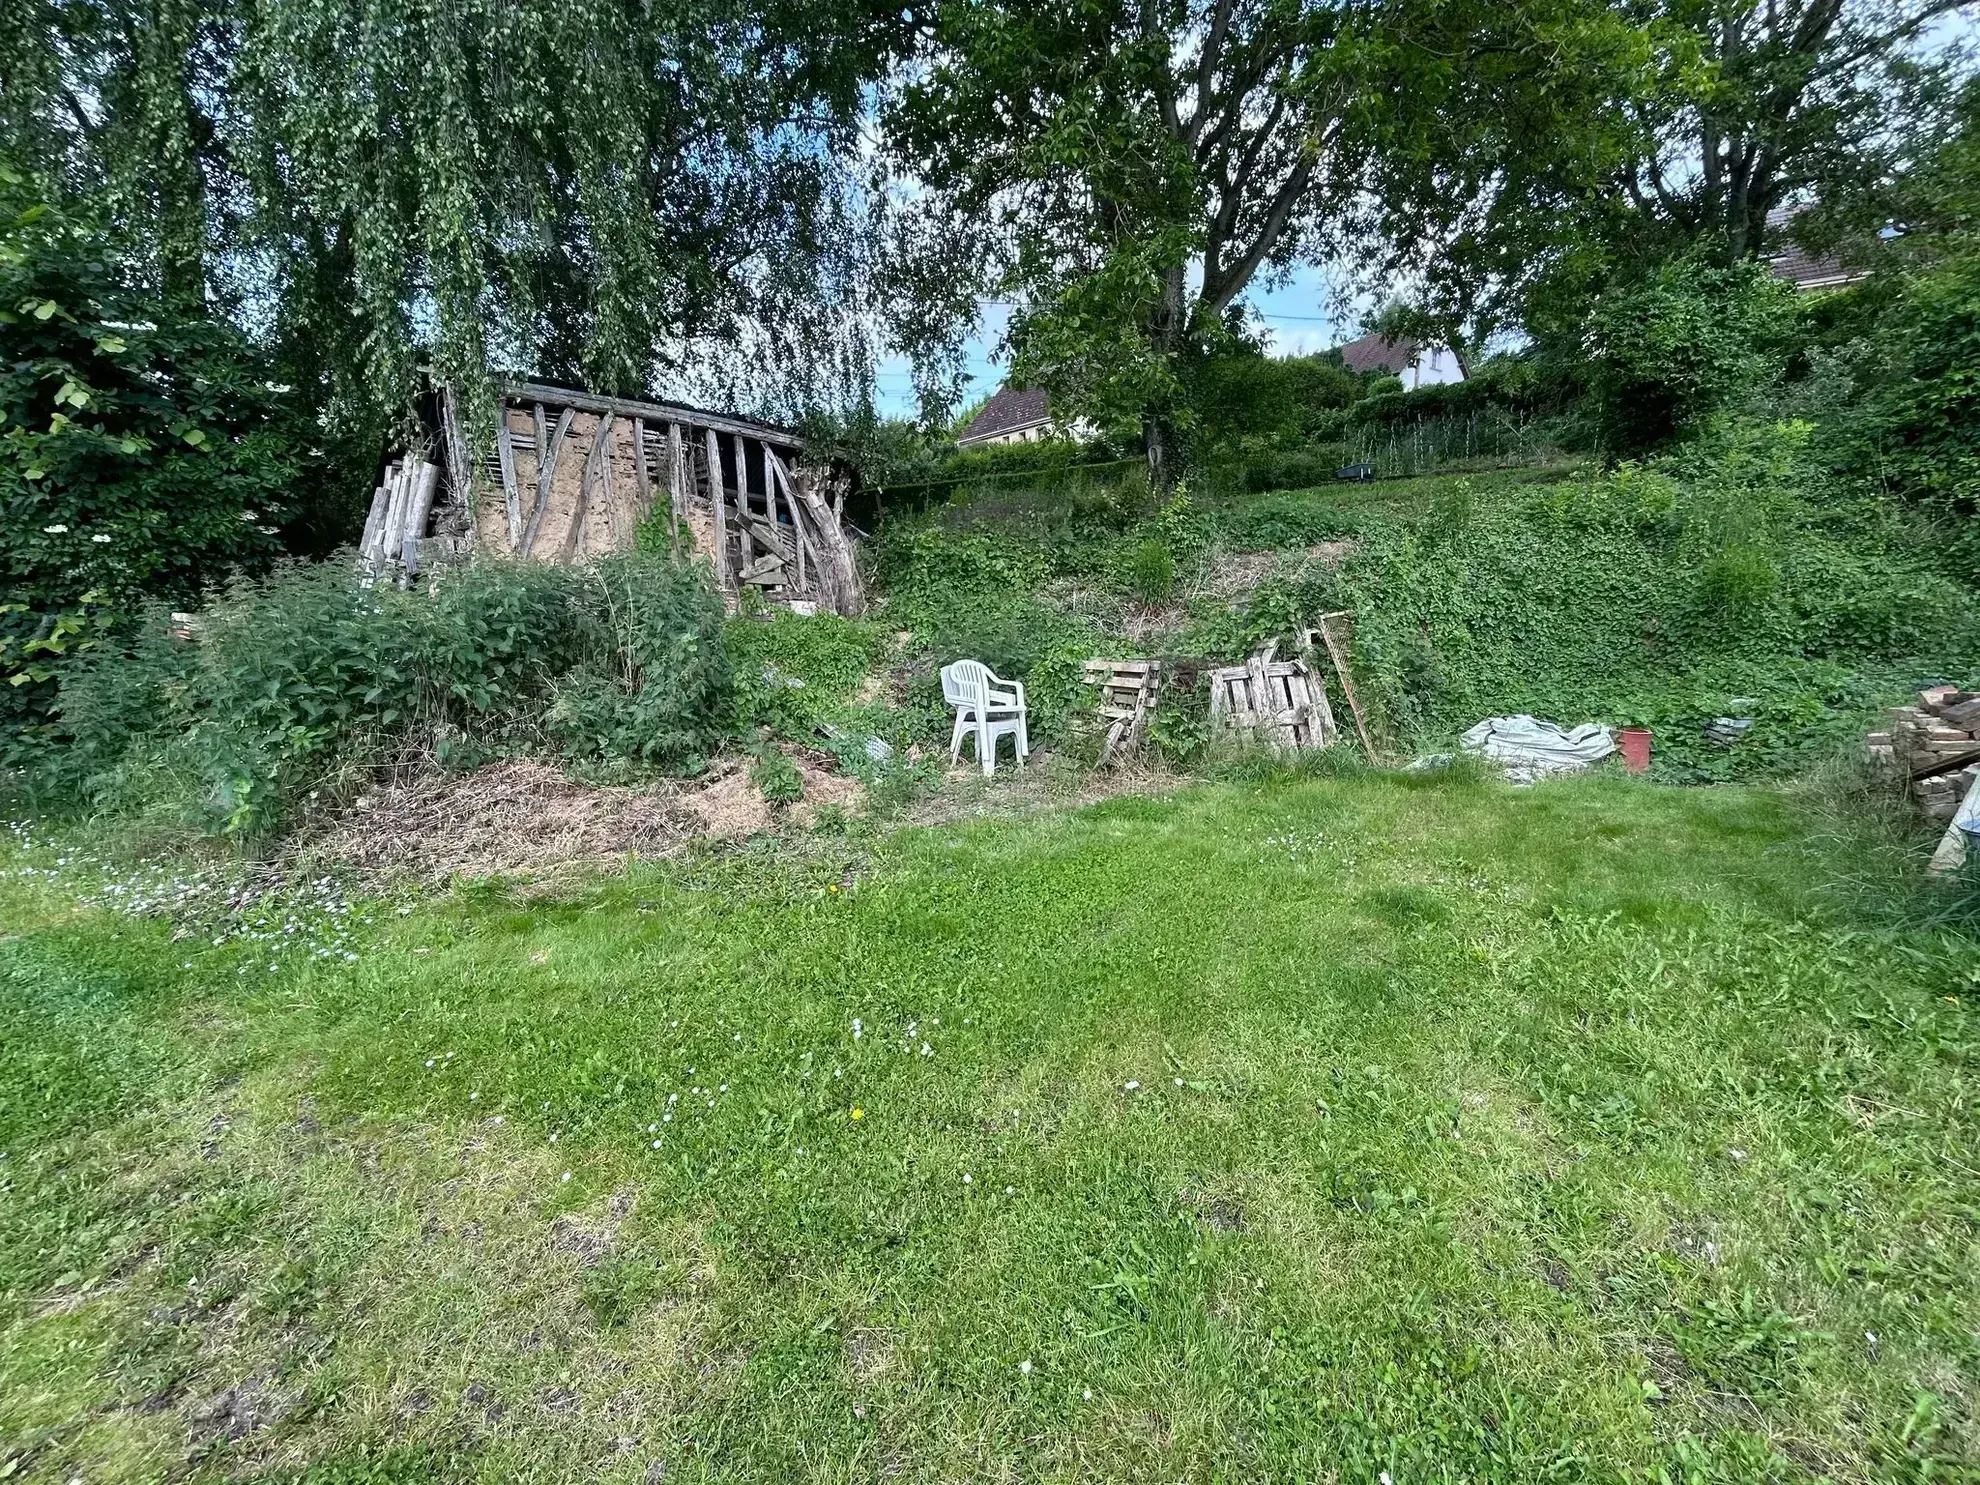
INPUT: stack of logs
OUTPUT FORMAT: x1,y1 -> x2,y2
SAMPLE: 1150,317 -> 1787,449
1867,684 -> 1980,825
357,455 -> 447,583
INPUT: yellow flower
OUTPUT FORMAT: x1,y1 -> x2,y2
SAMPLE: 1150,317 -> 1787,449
849,1107 -> 864,1121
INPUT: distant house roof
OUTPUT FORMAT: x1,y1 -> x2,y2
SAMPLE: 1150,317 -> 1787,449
1765,205 -> 1869,292
1767,239 -> 1866,291
1339,333 -> 1418,376
958,384 -> 1051,445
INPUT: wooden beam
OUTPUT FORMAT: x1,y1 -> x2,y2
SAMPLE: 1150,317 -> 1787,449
524,406 -> 575,558
502,379 -> 801,450
496,421 -> 522,552
705,426 -> 728,594
1316,612 -> 1375,758
567,413 -> 613,563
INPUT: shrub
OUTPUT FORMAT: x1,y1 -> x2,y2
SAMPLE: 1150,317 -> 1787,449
1188,352 -> 1360,452
49,553 -> 731,834
750,742 -> 805,804
1581,255 -> 1803,453
1821,247 -> 1980,579
726,610 -> 890,736
0,170 -> 316,752
547,553 -> 732,766
1128,538 -> 1175,603
1334,422 -> 1977,778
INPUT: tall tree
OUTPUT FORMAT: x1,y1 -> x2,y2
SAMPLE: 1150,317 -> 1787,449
1,0 -> 907,442
885,0 -> 1646,480
1620,0 -> 1973,263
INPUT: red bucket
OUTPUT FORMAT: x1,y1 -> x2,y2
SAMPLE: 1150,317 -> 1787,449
1618,728 -> 1652,774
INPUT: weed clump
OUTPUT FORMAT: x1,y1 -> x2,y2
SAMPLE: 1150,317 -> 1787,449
45,553 -> 731,835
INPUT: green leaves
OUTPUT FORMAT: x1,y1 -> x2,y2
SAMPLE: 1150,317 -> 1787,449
0,174 -> 306,750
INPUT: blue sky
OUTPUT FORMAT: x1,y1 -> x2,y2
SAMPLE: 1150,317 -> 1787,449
870,264 -> 1364,418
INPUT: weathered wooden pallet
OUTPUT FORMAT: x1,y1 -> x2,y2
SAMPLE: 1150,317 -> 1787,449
1081,658 -> 1163,765
1207,642 -> 1333,753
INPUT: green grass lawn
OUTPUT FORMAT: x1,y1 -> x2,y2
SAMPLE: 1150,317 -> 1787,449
3,772 -> 1976,1483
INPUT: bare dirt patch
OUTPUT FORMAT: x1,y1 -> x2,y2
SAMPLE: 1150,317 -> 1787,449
307,759 -> 696,882
304,752 -> 865,884
684,756 -> 864,841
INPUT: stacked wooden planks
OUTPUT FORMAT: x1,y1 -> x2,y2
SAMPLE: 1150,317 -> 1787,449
1869,684 -> 1980,825
357,454 -> 444,583
1081,659 -> 1162,765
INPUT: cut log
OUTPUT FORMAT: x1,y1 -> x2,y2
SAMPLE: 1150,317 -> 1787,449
398,461 -> 441,584
358,480 -> 391,573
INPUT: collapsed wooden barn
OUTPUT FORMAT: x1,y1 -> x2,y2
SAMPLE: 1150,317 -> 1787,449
358,380 -> 862,615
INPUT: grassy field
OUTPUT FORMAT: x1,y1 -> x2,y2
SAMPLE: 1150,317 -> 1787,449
3,769 -> 1977,1483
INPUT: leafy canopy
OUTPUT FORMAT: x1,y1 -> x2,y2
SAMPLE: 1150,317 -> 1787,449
0,169 -> 305,743
885,0 -> 1650,467
1,0 -> 908,428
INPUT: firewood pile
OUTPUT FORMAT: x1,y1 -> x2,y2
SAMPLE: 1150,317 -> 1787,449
1867,684 -> 1980,825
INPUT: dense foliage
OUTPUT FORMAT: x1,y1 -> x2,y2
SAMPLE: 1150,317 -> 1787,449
1,0 -> 903,431
1579,255 -> 1803,452
1,173 -> 311,749
1821,247 -> 1980,581
885,0 -> 1646,472
46,555 -> 731,835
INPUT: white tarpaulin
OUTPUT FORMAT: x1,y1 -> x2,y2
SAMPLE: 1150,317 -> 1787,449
1927,770 -> 1980,875
1460,715 -> 1617,784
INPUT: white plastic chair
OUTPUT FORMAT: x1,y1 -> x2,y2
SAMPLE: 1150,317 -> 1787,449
941,659 -> 1030,776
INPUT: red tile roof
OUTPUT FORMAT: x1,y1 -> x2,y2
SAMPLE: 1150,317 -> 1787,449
1339,333 -> 1418,376
958,385 -> 1051,444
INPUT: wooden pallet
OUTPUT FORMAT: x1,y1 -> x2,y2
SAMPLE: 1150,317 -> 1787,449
1082,659 -> 1163,765
1207,642 -> 1334,753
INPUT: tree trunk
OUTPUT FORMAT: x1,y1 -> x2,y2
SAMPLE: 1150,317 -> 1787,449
1144,412 -> 1178,491
1142,263 -> 1188,490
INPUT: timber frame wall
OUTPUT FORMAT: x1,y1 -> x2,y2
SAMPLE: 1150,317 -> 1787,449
363,380 -> 861,616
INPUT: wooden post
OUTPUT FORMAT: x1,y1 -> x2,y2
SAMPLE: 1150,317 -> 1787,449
1317,612 -> 1375,757
632,416 -> 652,529
728,433 -> 757,567
496,419 -> 522,552
705,426 -> 728,595
440,385 -> 475,541
666,423 -> 684,562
